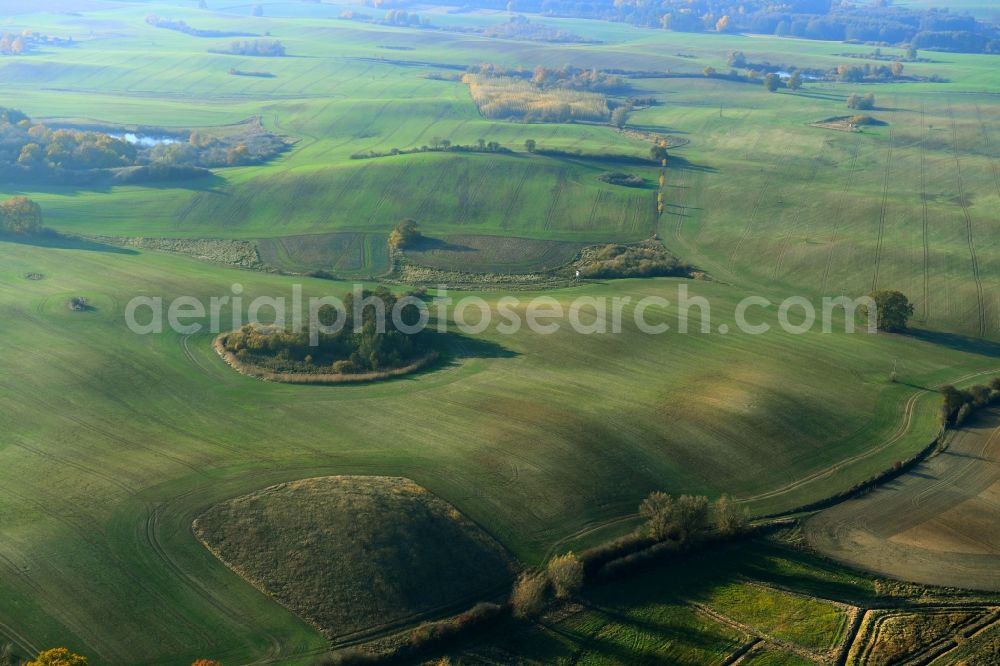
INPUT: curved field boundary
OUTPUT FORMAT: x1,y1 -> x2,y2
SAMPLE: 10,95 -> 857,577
740,367 -> 1000,506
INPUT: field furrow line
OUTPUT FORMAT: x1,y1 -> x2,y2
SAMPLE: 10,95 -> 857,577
413,167 -> 450,220
8,438 -> 136,495
457,159 -> 496,226
870,129 -> 893,292
772,142 -> 829,279
974,104 -> 1000,201
919,104 -> 930,323
500,166 -> 530,228
950,108 -> 987,337
585,190 -> 606,230
821,136 -> 863,294
728,180 -> 769,270
544,171 -> 567,230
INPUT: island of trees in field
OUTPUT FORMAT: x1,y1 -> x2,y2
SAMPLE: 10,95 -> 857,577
219,288 -> 435,378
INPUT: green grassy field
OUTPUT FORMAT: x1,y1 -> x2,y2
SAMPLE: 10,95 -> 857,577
1,1 -> 1000,663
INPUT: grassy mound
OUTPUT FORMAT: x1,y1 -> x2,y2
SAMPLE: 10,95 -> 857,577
193,476 -> 515,641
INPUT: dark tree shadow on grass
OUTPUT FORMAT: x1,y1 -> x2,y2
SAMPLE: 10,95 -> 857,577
0,230 -> 138,255
434,332 -> 519,364
903,328 -> 1000,359
669,155 -> 718,173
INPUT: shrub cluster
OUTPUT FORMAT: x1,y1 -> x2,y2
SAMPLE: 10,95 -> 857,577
598,172 -> 645,187
210,39 -> 286,57
577,243 -> 691,279
462,71 -> 612,123
847,92 -> 877,110
940,379 -> 1000,427
146,15 -> 254,38
351,138 -> 509,160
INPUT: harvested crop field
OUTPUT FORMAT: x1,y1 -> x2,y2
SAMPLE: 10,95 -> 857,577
404,234 -> 588,273
804,408 -> 1000,591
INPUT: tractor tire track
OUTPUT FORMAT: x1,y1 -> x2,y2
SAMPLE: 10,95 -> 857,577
949,108 -> 987,337
499,166 -> 530,229
729,180 -> 769,270
871,129 -> 893,292
974,104 -> 1000,201
919,104 -> 931,323
739,367 -> 1000,505
821,136 -> 863,294
772,142 -> 829,279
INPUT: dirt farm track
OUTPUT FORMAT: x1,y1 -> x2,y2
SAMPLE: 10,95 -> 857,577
805,408 -> 1000,592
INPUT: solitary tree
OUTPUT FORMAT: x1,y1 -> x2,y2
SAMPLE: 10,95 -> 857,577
0,196 -> 42,234
763,73 -> 780,92
546,552 -> 584,599
713,495 -> 748,535
788,70 -> 803,91
650,143 -> 668,164
890,61 -> 904,78
726,50 -> 746,68
863,289 -> 914,332
25,648 -> 89,666
703,66 -> 717,78
610,106 -> 630,129
524,138 -> 536,153
715,15 -> 729,32
510,572 -> 549,619
388,218 -> 421,250
639,492 -> 709,544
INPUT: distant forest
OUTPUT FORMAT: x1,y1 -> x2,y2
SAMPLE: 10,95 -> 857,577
367,0 -> 1000,54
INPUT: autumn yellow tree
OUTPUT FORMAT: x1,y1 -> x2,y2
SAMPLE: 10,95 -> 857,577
715,15 -> 729,32
0,196 -> 43,234
546,552 -> 584,598
26,648 -> 89,666
388,218 -> 421,250
191,660 -> 224,666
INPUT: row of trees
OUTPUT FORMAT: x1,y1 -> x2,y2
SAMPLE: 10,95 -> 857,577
940,379 -> 1000,427
212,39 -> 285,57
509,490 -> 748,619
